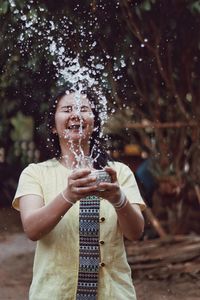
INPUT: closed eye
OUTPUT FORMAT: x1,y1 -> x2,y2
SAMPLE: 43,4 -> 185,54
60,105 -> 91,113
60,106 -> 73,113
80,106 -> 91,112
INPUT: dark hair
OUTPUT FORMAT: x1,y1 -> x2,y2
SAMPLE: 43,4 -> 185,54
46,83 -> 111,169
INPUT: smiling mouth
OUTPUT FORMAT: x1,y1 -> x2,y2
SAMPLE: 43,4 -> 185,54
67,124 -> 85,130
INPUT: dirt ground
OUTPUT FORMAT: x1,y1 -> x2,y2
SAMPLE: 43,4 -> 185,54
0,207 -> 200,300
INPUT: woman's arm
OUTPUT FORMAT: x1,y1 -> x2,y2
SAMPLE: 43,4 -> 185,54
19,168 -> 98,241
19,193 -> 73,241
115,202 -> 144,241
95,166 -> 145,241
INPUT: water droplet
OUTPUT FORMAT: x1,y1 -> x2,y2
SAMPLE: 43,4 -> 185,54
21,15 -> 27,21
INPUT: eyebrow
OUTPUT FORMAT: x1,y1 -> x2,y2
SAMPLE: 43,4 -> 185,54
60,105 -> 72,108
60,105 -> 90,109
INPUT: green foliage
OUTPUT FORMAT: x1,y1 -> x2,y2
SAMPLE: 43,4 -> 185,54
10,112 -> 34,141
0,0 -> 199,182
139,0 -> 156,11
188,0 -> 200,13
0,0 -> 8,15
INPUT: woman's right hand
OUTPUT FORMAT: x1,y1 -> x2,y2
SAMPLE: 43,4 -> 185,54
19,168 -> 98,241
62,168 -> 98,203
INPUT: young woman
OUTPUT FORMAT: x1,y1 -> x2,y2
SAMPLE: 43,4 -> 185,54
13,85 -> 146,300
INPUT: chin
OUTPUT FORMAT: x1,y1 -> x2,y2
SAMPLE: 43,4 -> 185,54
64,133 -> 89,143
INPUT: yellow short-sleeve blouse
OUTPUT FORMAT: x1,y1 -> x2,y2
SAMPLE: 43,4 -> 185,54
13,158 -> 145,300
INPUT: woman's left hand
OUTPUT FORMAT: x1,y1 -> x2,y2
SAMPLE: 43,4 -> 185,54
94,166 -> 145,241
94,166 -> 122,205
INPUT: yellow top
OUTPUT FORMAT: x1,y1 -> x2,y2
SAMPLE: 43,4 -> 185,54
13,159 -> 145,300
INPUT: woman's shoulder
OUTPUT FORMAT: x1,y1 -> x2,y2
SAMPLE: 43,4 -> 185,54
108,161 -> 135,181
108,160 -> 132,172
22,158 -> 57,174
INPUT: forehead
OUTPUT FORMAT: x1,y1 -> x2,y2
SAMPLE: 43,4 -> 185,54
57,92 -> 91,107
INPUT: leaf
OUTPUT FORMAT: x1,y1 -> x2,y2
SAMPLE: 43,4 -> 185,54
0,1 -> 8,15
188,0 -> 200,13
141,0 -> 152,11
10,112 -> 34,141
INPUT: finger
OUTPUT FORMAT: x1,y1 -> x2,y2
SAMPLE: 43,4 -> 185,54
97,181 -> 119,191
70,168 -> 92,180
73,174 -> 97,187
74,184 -> 99,195
104,167 -> 117,182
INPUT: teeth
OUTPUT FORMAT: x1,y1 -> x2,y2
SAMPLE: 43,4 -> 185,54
68,125 -> 80,129
68,124 -> 84,129
68,124 -> 85,129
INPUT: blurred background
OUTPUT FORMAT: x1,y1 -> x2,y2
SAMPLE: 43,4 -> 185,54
0,1 -> 200,299
0,0 -> 200,237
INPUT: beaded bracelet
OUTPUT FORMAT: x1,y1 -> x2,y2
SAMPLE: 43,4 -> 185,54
113,191 -> 128,210
60,191 -> 74,206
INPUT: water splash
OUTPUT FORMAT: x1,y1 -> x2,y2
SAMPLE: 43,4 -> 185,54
7,1 -> 129,165
10,2 -> 109,123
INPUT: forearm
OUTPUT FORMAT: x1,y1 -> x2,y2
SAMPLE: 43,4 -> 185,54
20,169 -> 100,241
116,201 -> 145,241
21,193 -> 73,241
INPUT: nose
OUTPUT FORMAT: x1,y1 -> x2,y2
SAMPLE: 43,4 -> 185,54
69,108 -> 82,120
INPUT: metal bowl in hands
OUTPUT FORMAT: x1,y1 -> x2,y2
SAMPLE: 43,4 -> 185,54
88,170 -> 111,191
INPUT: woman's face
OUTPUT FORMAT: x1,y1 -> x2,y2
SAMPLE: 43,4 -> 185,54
54,92 -> 95,144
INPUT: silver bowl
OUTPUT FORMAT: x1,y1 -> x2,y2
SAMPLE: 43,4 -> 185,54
88,170 -> 111,190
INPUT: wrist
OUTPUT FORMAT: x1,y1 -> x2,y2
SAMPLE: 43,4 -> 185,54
112,191 -> 128,210
60,191 -> 75,206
